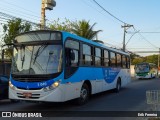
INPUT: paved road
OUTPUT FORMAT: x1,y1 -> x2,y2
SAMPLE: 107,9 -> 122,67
0,78 -> 160,120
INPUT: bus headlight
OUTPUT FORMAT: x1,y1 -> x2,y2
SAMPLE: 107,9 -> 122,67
43,81 -> 60,92
9,81 -> 15,90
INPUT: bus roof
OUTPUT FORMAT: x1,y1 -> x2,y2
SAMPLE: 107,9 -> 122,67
62,31 -> 130,56
16,30 -> 130,56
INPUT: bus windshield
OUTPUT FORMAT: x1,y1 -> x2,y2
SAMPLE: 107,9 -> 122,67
12,44 -> 62,75
135,64 -> 149,73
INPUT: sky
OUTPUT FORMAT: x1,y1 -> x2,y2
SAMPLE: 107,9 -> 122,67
0,0 -> 160,56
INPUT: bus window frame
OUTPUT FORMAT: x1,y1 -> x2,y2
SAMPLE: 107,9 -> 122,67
64,37 -> 80,79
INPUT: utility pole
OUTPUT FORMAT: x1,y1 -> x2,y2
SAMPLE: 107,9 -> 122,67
40,0 -> 56,30
121,24 -> 133,52
41,0 -> 45,30
158,48 -> 160,69
2,49 -> 4,75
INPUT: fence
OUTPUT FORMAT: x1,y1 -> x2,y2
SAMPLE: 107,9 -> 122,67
146,90 -> 160,111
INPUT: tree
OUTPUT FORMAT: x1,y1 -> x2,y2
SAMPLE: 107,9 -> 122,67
71,20 -> 102,40
145,55 -> 158,65
2,19 -> 31,59
131,54 -> 159,66
132,57 -> 144,65
49,18 -> 72,32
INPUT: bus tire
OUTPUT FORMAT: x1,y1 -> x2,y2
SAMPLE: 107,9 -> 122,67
115,78 -> 121,93
76,83 -> 89,105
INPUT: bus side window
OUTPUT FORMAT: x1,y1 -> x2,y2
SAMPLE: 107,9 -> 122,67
117,54 -> 122,68
95,47 -> 102,66
122,55 -> 127,68
104,50 -> 109,67
110,52 -> 116,67
126,57 -> 130,69
82,44 -> 92,66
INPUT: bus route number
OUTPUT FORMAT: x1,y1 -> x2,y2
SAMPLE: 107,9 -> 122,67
38,82 -> 47,87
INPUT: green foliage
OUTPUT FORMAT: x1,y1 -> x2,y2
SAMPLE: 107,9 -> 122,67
49,18 -> 102,40
49,18 -> 72,32
2,18 -> 31,59
132,57 -> 144,65
71,20 -> 102,40
131,54 -> 159,66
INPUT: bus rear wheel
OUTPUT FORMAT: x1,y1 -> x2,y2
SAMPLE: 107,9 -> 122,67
76,83 -> 89,105
115,79 -> 121,93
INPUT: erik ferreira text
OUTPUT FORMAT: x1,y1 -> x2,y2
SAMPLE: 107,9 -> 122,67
138,112 -> 157,117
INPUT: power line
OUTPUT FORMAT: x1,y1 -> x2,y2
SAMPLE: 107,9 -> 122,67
127,31 -> 160,34
129,48 -> 158,49
0,17 -> 10,21
0,0 -> 40,19
0,12 -> 39,27
92,0 -> 126,24
133,51 -> 160,53
126,30 -> 139,45
0,7 -> 40,22
133,27 -> 158,48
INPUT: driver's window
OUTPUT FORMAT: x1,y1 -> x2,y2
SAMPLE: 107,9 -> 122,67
65,39 -> 80,78
65,39 -> 79,67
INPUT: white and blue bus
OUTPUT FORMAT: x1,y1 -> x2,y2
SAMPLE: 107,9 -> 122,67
9,30 -> 131,104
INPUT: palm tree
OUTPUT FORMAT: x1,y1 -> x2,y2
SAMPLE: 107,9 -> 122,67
71,20 -> 102,40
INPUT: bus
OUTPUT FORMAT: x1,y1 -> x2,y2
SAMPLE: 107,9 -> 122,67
9,30 -> 131,104
135,62 -> 158,79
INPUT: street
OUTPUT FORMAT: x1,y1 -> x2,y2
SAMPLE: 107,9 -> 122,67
0,78 -> 160,120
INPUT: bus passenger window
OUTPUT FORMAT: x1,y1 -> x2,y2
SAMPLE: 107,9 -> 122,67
110,52 -> 116,67
122,55 -> 127,68
126,57 -> 130,68
95,48 -> 101,66
82,44 -> 92,66
104,50 -> 109,67
117,54 -> 122,67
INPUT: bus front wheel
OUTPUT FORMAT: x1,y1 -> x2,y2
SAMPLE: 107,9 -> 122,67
76,83 -> 89,105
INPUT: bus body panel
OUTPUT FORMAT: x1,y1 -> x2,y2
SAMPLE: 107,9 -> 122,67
9,68 -> 130,102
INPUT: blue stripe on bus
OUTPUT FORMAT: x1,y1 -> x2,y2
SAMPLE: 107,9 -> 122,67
10,74 -> 63,89
11,78 -> 55,89
63,67 -> 120,84
103,68 -> 120,83
11,67 -> 121,89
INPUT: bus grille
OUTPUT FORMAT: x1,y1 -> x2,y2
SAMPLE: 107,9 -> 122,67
12,75 -> 51,82
16,87 -> 42,90
17,93 -> 40,99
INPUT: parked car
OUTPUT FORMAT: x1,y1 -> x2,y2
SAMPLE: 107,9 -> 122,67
0,75 -> 9,100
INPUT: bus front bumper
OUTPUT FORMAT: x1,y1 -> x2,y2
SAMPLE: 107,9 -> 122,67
9,85 -> 65,102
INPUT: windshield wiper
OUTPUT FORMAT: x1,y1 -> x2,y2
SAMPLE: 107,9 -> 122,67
20,45 -> 25,69
33,44 -> 48,64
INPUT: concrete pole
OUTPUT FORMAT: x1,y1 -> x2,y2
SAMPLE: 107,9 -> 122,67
158,48 -> 160,68
121,24 -> 133,52
41,0 -> 45,30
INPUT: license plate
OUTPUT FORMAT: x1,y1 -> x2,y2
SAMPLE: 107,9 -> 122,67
23,92 -> 32,98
